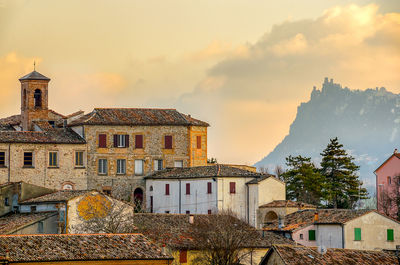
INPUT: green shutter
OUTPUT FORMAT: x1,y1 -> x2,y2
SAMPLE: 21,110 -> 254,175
354,228 -> 361,241
387,229 -> 394,241
308,230 -> 316,241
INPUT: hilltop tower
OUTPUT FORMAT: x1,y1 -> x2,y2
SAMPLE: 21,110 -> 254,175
19,70 -> 51,131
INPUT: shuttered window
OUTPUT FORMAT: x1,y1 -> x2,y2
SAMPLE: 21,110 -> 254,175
207,182 -> 212,194
179,250 -> 187,263
24,152 -> 33,167
48,152 -> 58,167
135,160 -> 144,175
196,135 -> 202,149
0,152 -> 5,167
165,135 -> 173,149
165,184 -> 170,195
98,159 -> 107,174
135,135 -> 143,149
114,134 -> 129,148
208,209 -> 212,214
98,134 -> 107,148
75,151 -> 84,167
354,228 -> 361,241
229,182 -> 236,194
308,230 -> 316,241
117,159 -> 126,174
387,229 -> 394,241
154,159 -> 163,171
186,183 -> 190,195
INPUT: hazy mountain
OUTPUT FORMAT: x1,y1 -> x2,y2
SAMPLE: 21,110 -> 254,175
255,78 -> 400,192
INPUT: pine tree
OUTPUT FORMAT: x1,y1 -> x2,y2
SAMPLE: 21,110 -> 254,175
283,155 -> 325,206
320,137 -> 368,208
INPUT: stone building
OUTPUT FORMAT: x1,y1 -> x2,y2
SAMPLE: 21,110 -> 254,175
0,70 -> 209,201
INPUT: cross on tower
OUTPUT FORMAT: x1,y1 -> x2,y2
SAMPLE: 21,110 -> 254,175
33,61 -> 36,71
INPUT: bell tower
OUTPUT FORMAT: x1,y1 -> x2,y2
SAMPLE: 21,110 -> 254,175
19,69 -> 51,131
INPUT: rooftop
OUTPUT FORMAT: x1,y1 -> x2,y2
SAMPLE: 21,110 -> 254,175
21,190 -> 91,204
0,212 -> 57,234
19,70 -> 50,81
0,128 -> 85,144
261,244 -> 397,265
68,108 -> 209,127
259,200 -> 317,209
0,234 -> 172,262
146,164 -> 266,179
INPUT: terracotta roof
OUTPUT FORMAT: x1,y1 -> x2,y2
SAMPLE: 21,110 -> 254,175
264,209 -> 373,231
0,234 -> 172,262
68,108 -> 209,127
0,128 -> 85,144
375,152 -> 400,172
246,174 -> 278,184
146,164 -> 264,179
131,213 -> 293,250
19,70 -> 50,81
260,244 -> 397,265
259,200 -> 317,209
0,115 -> 21,126
0,212 -> 57,234
21,190 -> 91,204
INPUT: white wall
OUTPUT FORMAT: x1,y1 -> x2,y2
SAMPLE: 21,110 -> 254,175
316,224 -> 343,249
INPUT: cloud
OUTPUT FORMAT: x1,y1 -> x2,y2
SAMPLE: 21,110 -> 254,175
185,41 -> 249,62
177,4 -> 400,164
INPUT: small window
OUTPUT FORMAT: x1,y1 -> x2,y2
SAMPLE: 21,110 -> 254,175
48,121 -> 55,128
174,160 -> 183,168
4,197 -> 9,206
165,135 -> 173,149
149,185 -> 153,191
30,206 -> 37,212
308,230 -> 316,241
388,176 -> 392,185
387,229 -> 394,241
34,89 -> 42,107
114,134 -> 129,148
49,152 -> 58,167
165,211 -> 170,214
186,183 -> 190,195
208,209 -> 212,214
117,159 -> 126,174
102,187 -> 112,196
135,134 -> 143,149
354,228 -> 361,241
186,210 -> 190,214
98,159 -> 108,174
165,184 -> 170,195
24,152 -> 33,167
62,184 -> 73,190
98,134 -> 107,148
135,160 -> 144,175
75,151 -> 84,167
0,152 -> 5,167
154,159 -> 163,171
229,182 -> 236,194
196,135 -> 202,149
179,250 -> 187,263
207,182 -> 212,194
300,233 -> 304,240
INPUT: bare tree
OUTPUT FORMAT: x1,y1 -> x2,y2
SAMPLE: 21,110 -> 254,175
274,165 -> 285,181
258,166 -> 270,174
377,176 -> 400,220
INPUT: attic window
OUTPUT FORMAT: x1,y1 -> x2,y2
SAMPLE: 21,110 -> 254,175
48,121 -> 55,128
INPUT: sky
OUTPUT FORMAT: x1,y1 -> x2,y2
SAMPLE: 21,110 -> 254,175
0,0 -> 399,165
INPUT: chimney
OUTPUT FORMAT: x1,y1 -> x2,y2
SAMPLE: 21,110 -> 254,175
189,214 -> 194,224
394,149 -> 398,154
314,212 -> 319,222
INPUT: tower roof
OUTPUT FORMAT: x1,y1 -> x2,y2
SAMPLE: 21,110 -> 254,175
19,70 -> 50,81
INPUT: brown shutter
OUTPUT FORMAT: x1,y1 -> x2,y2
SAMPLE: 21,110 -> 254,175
207,182 -> 212,194
135,135 -> 143,149
180,250 -> 187,263
165,184 -> 170,195
186,183 -> 190,195
99,134 -> 107,148
230,182 -> 236,194
165,135 -> 172,149
113,135 -> 118,147
125,135 -> 129,147
197,135 -> 201,149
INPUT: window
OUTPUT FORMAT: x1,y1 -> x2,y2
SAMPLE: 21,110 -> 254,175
135,160 -> 144,175
75,151 -> 84,167
165,135 -> 173,149
30,206 -> 37,212
179,250 -> 187,263
98,159 -> 108,174
308,230 -> 316,241
48,121 -> 55,128
165,184 -> 170,195
149,186 -> 153,191
387,229 -> 394,241
98,134 -> 107,148
354,228 -> 361,241
229,182 -> 236,194
174,160 -> 183,168
49,152 -> 58,167
0,152 -> 5,167
4,197 -> 9,206
186,183 -> 190,195
114,134 -> 129,148
165,211 -> 170,214
388,176 -> 392,185
300,234 -> 304,240
34,89 -> 42,107
62,184 -> 73,190
102,187 -> 112,196
197,135 -> 202,149
117,159 -> 126,174
207,182 -> 212,194
208,209 -> 212,214
154,159 -> 163,171
24,152 -> 33,167
186,210 -> 190,214
135,134 -> 143,149
150,196 -> 153,213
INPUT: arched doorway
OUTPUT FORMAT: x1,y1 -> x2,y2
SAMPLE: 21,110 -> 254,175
133,188 -> 144,213
34,89 -> 42,107
264,211 -> 278,224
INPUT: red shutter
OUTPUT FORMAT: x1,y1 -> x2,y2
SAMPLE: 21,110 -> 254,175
197,135 -> 201,149
150,196 -> 153,213
165,184 -> 170,195
180,250 -> 187,263
207,182 -> 212,194
99,134 -> 107,148
135,135 -> 143,149
125,135 -> 129,147
186,183 -> 190,195
230,182 -> 236,194
165,135 -> 172,149
208,209 -> 212,214
113,135 -> 118,147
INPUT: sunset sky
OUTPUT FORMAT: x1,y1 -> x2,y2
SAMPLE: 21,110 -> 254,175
1,0 -> 399,165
